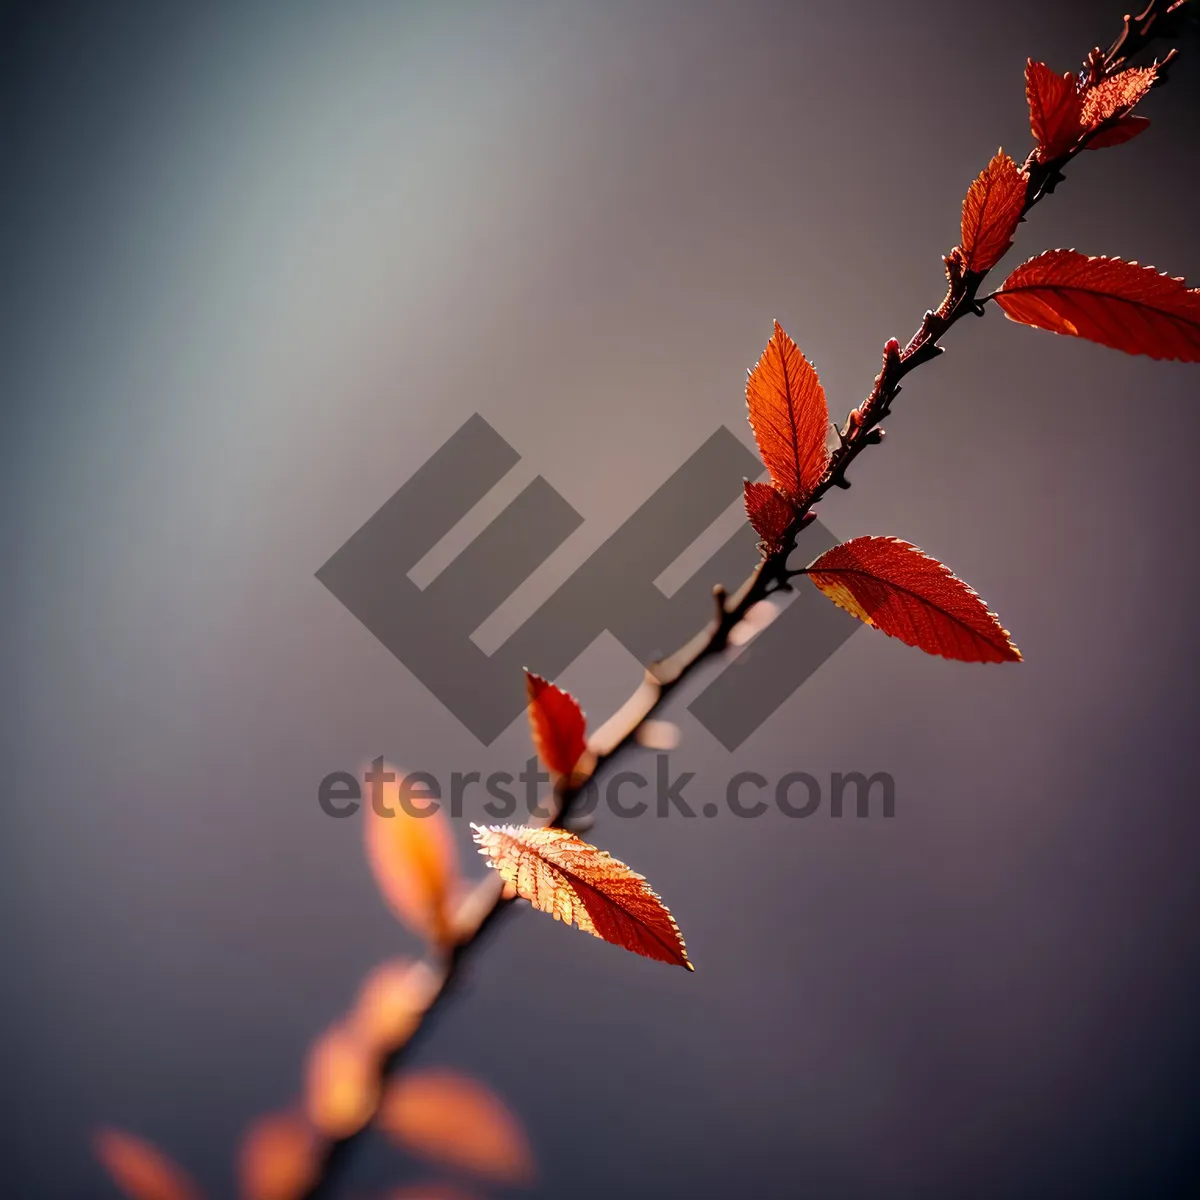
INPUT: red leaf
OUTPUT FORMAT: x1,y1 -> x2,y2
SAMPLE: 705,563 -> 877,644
995,249 -> 1200,362
472,823 -> 693,970
806,537 -> 1021,664
960,150 -> 1027,272
745,320 -> 829,501
1025,60 -> 1083,161
92,1129 -> 203,1200
1085,115 -> 1150,149
1082,65 -> 1157,127
525,670 -> 586,776
743,480 -> 796,549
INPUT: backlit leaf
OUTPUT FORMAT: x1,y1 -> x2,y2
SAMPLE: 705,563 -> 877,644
237,1111 -> 322,1200
806,536 -> 1021,663
471,823 -> 692,970
1025,60 -> 1083,160
745,320 -> 829,501
363,760 -> 460,945
995,249 -> 1200,361
379,1068 -> 535,1185
349,959 -> 442,1055
743,480 -> 797,549
960,150 -> 1026,272
1082,65 -> 1157,127
303,1023 -> 380,1140
525,670 -> 586,776
92,1129 -> 203,1200
1085,115 -> 1150,149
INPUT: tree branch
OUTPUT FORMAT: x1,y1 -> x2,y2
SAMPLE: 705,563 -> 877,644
303,5 -> 1188,1194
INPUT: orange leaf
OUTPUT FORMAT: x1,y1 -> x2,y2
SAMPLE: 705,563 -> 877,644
1086,114 -> 1150,149
471,823 -> 692,970
303,1023 -> 381,1140
363,760 -> 460,945
92,1129 -> 203,1200
378,1068 -> 536,1185
237,1111 -> 322,1200
743,480 -> 796,549
525,670 -> 586,776
995,249 -> 1200,361
1082,65 -> 1157,127
959,150 -> 1026,272
745,320 -> 829,501
349,958 -> 442,1055
1025,60 -> 1083,161
806,537 -> 1021,664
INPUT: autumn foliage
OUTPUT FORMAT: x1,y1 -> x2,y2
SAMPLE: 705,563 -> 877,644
472,823 -> 692,970
93,4 -> 1197,1199
995,249 -> 1200,360
806,538 -> 1021,664
524,670 -> 588,777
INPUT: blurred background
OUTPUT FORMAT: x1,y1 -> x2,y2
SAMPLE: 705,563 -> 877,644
4,0 -> 1200,1195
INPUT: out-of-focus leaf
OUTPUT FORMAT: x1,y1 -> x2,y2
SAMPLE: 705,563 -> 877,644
363,760 -> 460,945
472,824 -> 692,970
635,719 -> 680,750
92,1128 -> 203,1200
378,1068 -> 535,1185
349,959 -> 442,1055
237,1111 -> 322,1200
303,1023 -> 380,1140
728,599 -> 780,648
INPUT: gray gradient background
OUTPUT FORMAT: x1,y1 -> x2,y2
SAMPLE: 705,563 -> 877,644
4,1 -> 1200,1196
